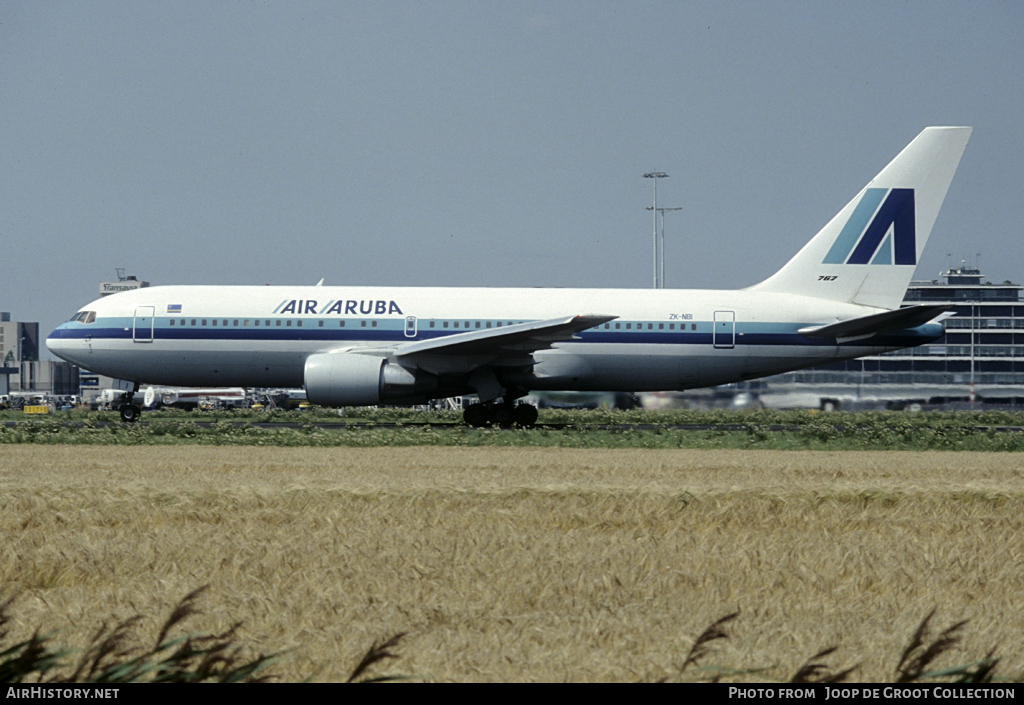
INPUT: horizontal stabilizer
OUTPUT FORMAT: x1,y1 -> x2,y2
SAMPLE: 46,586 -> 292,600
798,304 -> 951,342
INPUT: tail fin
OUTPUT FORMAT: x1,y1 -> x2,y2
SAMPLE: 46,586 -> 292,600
750,127 -> 971,309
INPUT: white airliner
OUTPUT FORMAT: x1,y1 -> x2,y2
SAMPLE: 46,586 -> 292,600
48,127 -> 971,425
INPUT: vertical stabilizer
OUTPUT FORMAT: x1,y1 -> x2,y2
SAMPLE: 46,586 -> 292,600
750,127 -> 971,309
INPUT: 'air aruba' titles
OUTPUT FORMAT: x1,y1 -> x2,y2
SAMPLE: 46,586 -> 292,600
272,299 -> 404,316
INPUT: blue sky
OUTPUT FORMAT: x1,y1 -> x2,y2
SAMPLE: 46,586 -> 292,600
3,1 -> 1022,346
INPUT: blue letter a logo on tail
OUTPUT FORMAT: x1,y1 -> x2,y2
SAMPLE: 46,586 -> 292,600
822,188 -> 916,265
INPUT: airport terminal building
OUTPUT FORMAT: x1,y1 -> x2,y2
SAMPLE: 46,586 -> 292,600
0,312 -> 80,397
758,265 -> 1024,409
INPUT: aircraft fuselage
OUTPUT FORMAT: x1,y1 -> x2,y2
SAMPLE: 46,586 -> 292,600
47,284 -> 939,397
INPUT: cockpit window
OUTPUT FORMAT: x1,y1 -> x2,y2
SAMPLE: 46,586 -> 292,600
69,311 -> 97,324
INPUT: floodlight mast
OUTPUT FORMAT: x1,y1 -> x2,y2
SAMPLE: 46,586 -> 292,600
643,172 -> 668,288
647,206 -> 682,289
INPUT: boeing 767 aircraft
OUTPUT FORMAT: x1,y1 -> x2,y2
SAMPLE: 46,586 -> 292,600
48,127 -> 972,425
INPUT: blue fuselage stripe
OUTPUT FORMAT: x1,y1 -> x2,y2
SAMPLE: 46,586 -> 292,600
48,317 -> 941,349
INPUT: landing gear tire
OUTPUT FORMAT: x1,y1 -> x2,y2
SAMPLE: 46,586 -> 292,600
463,403 -> 488,427
120,404 -> 141,423
513,403 -> 538,427
463,402 -> 538,428
489,403 -> 515,428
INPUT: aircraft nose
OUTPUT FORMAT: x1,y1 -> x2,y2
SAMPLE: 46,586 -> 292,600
46,327 -> 63,352
46,325 -> 75,362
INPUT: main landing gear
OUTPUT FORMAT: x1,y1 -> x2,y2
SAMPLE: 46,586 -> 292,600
463,401 -> 539,428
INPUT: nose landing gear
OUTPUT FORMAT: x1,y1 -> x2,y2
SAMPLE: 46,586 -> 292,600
119,402 -> 141,423
116,386 -> 141,423
463,401 -> 538,428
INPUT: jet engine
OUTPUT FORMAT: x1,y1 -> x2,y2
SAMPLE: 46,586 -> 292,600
304,352 -> 437,406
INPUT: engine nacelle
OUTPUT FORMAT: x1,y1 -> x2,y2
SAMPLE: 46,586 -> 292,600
304,352 -> 437,407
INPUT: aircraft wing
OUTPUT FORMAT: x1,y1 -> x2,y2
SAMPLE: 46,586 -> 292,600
395,314 -> 616,360
317,314 -> 616,404
798,304 -> 951,343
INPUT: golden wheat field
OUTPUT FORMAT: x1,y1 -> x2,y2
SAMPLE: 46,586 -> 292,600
2,445 -> 1023,682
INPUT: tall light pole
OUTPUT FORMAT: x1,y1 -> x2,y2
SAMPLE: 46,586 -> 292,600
647,206 -> 681,288
643,172 -> 668,288
970,301 -> 976,405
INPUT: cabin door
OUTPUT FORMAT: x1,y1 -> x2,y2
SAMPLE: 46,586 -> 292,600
713,310 -> 735,349
133,306 -> 154,343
